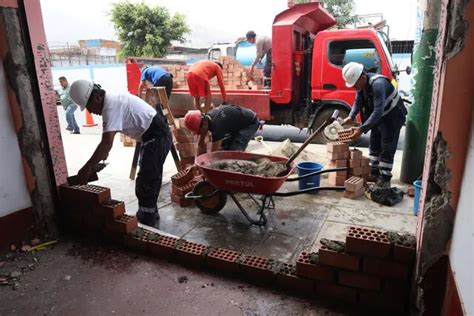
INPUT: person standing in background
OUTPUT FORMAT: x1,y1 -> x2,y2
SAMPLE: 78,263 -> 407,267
246,31 -> 272,89
58,76 -> 80,134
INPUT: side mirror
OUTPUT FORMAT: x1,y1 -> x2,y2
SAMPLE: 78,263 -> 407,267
405,66 -> 412,75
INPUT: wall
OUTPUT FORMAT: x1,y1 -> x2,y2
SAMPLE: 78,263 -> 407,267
449,114 -> 474,315
51,64 -> 127,93
0,60 -> 32,217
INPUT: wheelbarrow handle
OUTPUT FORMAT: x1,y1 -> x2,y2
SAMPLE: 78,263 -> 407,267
286,167 -> 347,182
184,189 -> 220,200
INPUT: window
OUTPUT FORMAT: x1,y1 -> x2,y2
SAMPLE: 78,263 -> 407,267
226,46 -> 236,58
209,48 -> 221,61
328,40 -> 381,73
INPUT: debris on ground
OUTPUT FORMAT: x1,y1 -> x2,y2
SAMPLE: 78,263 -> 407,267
320,238 -> 345,253
178,276 -> 188,284
0,247 -> 41,290
209,158 -> 287,177
386,231 -> 416,247
366,186 -> 404,206
272,139 -> 318,165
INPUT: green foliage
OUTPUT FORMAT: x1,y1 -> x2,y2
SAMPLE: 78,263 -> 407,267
294,0 -> 356,29
110,1 -> 190,58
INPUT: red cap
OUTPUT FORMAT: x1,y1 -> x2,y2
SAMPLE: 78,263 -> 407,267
184,110 -> 202,135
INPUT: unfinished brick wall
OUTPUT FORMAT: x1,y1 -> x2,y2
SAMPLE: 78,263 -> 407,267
162,56 -> 264,90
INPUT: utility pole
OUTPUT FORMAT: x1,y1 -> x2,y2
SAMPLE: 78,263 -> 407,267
400,0 -> 441,184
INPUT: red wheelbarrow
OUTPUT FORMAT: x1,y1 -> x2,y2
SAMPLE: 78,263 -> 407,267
185,151 -> 347,226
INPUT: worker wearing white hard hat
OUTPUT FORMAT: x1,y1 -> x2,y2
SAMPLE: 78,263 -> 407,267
69,79 -> 172,227
341,62 -> 407,188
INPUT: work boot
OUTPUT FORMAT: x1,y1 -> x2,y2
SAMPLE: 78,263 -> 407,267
367,172 -> 379,183
136,206 -> 159,227
375,177 -> 391,189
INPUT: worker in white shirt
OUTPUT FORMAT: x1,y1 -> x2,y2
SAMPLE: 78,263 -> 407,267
69,79 -> 172,227
246,30 -> 272,89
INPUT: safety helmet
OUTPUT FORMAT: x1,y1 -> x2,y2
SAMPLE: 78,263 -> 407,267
342,62 -> 364,88
184,110 -> 203,135
70,79 -> 94,111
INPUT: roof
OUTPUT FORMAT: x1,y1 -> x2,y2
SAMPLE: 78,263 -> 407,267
273,2 -> 336,34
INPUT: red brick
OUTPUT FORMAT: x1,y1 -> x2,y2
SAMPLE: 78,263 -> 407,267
360,157 -> 370,167
176,241 -> 209,267
172,128 -> 193,143
346,226 -> 391,258
344,176 -> 364,192
350,149 -> 363,160
176,142 -> 195,158
296,252 -> 336,281
361,165 -> 371,175
83,214 -> 104,230
343,186 -> 365,199
75,184 -> 111,205
327,151 -> 350,160
348,159 -> 361,168
349,166 -> 364,176
239,255 -> 276,284
206,248 -> 241,274
101,199 -> 125,220
175,182 -> 195,197
383,279 -> 409,300
171,168 -> 194,186
393,243 -> 416,264
316,282 -> 358,303
338,271 -> 382,291
327,142 -> 349,153
180,157 -> 195,168
337,129 -> 353,143
318,246 -> 360,271
148,235 -> 178,259
327,173 -> 346,186
123,229 -> 154,253
359,291 -> 406,313
363,257 -> 410,281
276,263 -> 315,295
407,186 -> 415,197
105,215 -> 138,234
328,159 -> 347,168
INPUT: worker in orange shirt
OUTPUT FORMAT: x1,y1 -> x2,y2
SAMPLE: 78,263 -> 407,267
186,60 -> 227,113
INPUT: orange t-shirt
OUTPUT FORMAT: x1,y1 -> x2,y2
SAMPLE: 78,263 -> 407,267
189,60 -> 226,101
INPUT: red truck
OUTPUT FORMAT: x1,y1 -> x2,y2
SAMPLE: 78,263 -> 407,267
126,2 -> 400,143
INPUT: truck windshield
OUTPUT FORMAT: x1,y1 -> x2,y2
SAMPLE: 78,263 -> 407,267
377,32 -> 396,72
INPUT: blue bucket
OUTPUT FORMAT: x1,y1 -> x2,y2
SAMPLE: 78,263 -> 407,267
296,162 -> 323,194
413,180 -> 422,216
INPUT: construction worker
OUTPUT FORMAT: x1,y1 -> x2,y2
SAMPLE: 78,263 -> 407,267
246,31 -> 272,89
186,60 -> 227,113
183,105 -> 259,155
58,76 -> 80,134
341,62 -> 407,188
138,65 -> 173,99
69,79 -> 172,227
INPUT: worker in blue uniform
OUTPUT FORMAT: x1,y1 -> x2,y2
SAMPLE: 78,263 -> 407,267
341,62 -> 407,188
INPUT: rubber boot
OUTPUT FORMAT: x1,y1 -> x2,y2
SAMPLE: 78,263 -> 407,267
136,206 -> 159,227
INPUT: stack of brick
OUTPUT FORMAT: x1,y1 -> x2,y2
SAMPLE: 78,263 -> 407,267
174,118 -> 196,170
327,142 -> 349,186
344,176 -> 365,199
161,56 -> 264,91
294,227 -> 416,313
347,149 -> 371,182
170,166 -> 203,207
59,184 -> 138,241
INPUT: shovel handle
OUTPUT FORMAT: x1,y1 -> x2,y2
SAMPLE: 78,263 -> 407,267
286,110 -> 339,167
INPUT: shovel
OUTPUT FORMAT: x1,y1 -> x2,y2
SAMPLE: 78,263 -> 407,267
277,110 -> 339,176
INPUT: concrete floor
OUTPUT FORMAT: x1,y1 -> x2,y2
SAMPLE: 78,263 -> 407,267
60,107 -> 417,264
0,241 -> 351,316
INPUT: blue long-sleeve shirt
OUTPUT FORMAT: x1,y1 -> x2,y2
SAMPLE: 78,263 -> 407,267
349,73 -> 393,133
141,66 -> 171,85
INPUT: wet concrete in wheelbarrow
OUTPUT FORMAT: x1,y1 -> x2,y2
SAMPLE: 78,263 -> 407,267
150,175 -> 417,263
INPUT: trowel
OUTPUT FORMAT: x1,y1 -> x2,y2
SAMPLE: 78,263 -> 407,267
67,161 -> 108,185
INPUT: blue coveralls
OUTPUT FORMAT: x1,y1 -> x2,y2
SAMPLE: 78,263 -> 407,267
349,73 -> 407,181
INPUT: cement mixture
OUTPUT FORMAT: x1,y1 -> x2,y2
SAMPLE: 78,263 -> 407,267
209,158 -> 287,177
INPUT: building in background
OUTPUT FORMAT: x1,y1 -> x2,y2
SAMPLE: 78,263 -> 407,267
49,39 -> 121,67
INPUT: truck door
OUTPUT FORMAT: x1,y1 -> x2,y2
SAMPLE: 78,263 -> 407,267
313,35 -> 392,107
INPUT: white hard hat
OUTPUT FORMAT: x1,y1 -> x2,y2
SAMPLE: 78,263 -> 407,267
342,62 -> 364,88
70,79 -> 94,111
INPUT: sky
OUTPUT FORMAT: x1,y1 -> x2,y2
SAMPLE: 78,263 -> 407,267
40,0 -> 418,49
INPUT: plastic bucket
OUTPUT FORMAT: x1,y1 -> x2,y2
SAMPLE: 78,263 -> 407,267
413,180 -> 422,216
296,162 -> 323,194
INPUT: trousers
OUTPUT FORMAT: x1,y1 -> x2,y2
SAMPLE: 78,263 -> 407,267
368,105 -> 407,181
221,117 -> 259,151
66,104 -> 79,132
135,113 -> 172,208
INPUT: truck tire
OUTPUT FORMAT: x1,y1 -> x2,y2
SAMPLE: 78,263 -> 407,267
311,107 -> 349,144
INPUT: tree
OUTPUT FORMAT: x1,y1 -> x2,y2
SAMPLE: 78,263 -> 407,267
294,0 -> 356,29
110,1 -> 190,58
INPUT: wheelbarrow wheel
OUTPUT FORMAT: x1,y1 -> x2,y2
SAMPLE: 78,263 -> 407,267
193,180 -> 227,214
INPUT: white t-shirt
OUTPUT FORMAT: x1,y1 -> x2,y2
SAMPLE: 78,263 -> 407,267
102,93 -> 156,140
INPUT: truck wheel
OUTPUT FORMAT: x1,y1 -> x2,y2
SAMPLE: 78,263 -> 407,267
193,180 -> 227,214
311,107 -> 349,144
